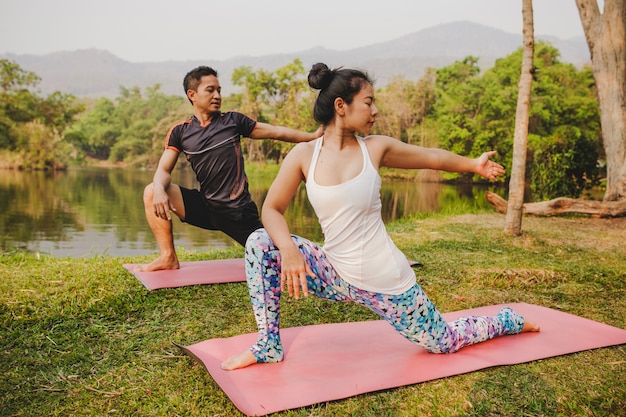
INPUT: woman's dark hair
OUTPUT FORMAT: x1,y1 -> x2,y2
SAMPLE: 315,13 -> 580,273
183,66 -> 218,102
307,63 -> 373,125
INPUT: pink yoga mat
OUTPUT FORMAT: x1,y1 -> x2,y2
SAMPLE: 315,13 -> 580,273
124,259 -> 422,290
123,259 -> 245,290
178,302 -> 626,416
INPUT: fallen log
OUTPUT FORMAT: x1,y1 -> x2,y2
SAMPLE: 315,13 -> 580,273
485,191 -> 626,218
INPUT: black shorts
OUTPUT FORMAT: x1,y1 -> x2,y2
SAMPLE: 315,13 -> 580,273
179,186 -> 262,246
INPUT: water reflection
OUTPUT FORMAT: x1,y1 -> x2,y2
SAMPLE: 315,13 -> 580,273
0,168 -> 501,257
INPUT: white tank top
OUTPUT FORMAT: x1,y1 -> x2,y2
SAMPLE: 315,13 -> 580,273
306,136 -> 416,295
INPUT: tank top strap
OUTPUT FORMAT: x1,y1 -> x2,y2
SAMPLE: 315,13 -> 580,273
308,136 -> 374,185
307,136 -> 324,183
356,136 -> 373,170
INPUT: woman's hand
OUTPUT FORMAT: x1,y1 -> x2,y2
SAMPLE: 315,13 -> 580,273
476,151 -> 506,181
279,245 -> 315,299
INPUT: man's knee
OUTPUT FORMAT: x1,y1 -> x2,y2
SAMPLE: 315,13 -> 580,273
142,183 -> 154,205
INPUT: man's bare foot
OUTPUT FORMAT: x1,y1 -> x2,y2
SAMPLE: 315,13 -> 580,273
221,350 -> 257,371
521,320 -> 540,333
134,256 -> 180,272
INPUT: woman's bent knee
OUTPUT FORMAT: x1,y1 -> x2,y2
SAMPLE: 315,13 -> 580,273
246,228 -> 271,248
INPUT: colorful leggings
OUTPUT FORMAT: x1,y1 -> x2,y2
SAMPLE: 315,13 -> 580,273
244,228 -> 525,363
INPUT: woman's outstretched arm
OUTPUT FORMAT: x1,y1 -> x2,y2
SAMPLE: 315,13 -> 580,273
370,135 -> 505,181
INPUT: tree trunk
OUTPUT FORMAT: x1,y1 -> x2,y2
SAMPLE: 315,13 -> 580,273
504,0 -> 535,236
487,191 -> 626,217
576,0 -> 626,201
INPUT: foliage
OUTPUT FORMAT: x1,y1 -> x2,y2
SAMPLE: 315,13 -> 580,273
231,59 -> 318,162
0,46 -> 605,199
374,70 -> 437,147
434,56 -> 484,158
14,120 -> 72,170
64,97 -> 118,159
0,59 -> 40,92
0,59 -> 84,168
529,126 -> 600,199
1,214 -> 624,416
66,85 -> 186,164
433,43 -> 601,197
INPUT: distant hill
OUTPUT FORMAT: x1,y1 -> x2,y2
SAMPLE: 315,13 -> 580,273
1,21 -> 590,99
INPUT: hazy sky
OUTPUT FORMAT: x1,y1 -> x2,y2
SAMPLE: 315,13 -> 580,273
1,0 -> 592,63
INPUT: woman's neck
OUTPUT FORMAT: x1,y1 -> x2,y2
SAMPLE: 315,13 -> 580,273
323,125 -> 357,149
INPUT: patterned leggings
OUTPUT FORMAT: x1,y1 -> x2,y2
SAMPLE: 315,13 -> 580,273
244,228 -> 525,363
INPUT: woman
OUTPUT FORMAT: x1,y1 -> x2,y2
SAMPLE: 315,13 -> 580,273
222,63 -> 539,370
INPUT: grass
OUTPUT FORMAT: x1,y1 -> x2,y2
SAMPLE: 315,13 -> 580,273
1,213 -> 625,416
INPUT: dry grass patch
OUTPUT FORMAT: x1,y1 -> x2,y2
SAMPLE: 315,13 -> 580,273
469,268 -> 568,286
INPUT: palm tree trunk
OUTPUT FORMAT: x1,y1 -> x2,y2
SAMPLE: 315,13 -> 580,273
504,0 -> 535,235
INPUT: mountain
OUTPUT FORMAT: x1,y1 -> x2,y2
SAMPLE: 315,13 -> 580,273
1,21 -> 590,99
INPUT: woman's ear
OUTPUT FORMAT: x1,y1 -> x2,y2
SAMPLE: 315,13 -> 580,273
334,97 -> 345,117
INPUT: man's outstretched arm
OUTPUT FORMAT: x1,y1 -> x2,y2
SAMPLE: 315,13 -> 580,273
249,122 -> 323,143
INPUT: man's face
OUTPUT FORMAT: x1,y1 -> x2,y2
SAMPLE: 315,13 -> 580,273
188,75 -> 221,113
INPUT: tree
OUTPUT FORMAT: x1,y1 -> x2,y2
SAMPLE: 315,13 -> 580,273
109,85 -> 184,163
231,65 -> 273,161
0,59 -> 41,149
374,72 -> 437,146
434,45 -> 600,195
0,59 -> 39,92
504,0 -> 535,235
576,0 -> 626,201
0,59 -> 83,169
266,59 -> 315,161
66,85 -> 185,163
434,57 -> 483,164
231,59 -> 316,162
64,97 -> 119,159
15,120 -> 71,170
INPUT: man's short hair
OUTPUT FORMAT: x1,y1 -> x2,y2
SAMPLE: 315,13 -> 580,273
183,66 -> 218,95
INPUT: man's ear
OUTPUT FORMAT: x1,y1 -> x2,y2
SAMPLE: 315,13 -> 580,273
187,89 -> 196,103
334,97 -> 345,116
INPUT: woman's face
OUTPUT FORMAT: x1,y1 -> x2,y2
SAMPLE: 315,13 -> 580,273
344,82 -> 378,135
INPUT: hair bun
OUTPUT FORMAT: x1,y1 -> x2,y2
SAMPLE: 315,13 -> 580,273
308,63 -> 333,90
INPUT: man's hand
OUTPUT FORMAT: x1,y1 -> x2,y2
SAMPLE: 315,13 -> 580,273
152,187 -> 176,220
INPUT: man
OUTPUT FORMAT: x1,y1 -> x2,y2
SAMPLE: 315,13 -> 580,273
136,66 -> 322,272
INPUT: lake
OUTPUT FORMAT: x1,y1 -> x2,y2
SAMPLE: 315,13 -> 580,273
0,167 -> 501,258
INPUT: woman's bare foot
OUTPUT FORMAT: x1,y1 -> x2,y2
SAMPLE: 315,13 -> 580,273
221,350 -> 257,371
134,256 -> 180,272
521,320 -> 540,333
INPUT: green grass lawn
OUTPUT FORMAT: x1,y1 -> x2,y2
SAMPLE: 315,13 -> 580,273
1,213 -> 625,416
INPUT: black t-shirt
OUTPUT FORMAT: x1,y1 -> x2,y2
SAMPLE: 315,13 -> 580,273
166,112 -> 257,209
